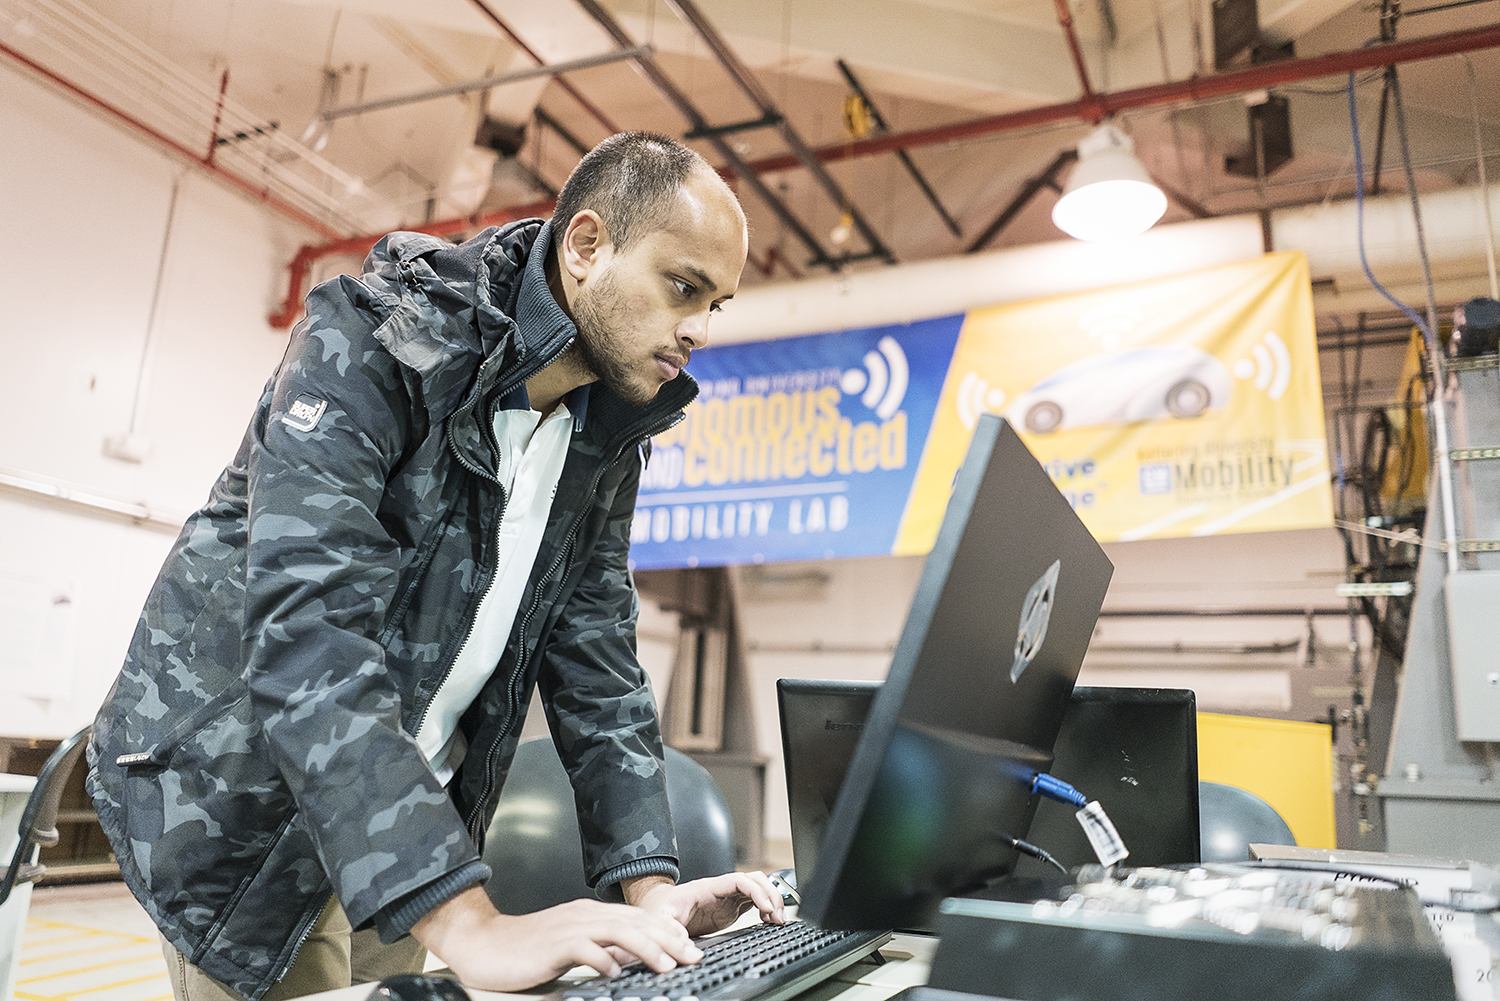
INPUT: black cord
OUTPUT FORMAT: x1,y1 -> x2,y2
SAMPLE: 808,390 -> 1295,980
1004,836 -> 1068,875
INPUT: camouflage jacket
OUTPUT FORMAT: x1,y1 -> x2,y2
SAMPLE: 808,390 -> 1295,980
87,219 -> 694,1000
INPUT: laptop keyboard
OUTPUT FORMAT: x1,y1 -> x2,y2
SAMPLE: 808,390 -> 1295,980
550,920 -> 891,1001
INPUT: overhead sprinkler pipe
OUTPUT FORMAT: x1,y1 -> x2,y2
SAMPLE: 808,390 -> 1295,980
0,39 -> 342,242
267,197 -> 556,329
1052,0 -> 1101,114
739,23 -> 1500,176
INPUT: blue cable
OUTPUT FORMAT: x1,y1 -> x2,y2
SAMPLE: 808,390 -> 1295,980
1346,72 -> 1434,347
1032,772 -> 1087,807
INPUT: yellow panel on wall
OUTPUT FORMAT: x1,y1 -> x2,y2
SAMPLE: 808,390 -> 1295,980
1197,712 -> 1336,849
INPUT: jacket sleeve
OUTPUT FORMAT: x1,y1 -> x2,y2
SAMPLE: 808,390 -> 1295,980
538,450 -> 680,890
241,279 -> 482,931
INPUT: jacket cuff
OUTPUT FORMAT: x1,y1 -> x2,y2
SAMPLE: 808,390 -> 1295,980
370,861 -> 492,943
594,857 -> 681,903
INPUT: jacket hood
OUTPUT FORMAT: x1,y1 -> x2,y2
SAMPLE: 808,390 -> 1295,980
360,219 -> 549,422
357,218 -> 697,475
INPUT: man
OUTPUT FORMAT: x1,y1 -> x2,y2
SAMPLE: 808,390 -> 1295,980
87,132 -> 781,1001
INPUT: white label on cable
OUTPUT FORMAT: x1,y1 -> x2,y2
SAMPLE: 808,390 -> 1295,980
1076,800 -> 1130,866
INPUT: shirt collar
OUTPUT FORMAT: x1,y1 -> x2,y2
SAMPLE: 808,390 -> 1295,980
512,219 -> 591,430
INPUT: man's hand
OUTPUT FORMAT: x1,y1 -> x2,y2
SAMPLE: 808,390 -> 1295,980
622,872 -> 787,938
411,885 -> 704,992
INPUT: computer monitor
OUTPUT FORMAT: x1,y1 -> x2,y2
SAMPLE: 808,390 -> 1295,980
777,682 -> 1200,887
1018,686 -> 1200,872
777,678 -> 881,883
797,415 -> 1114,932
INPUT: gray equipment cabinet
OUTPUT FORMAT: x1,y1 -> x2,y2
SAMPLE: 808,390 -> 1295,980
1378,356 -> 1500,862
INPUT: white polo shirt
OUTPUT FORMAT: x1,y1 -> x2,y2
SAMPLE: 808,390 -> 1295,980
416,395 -> 576,784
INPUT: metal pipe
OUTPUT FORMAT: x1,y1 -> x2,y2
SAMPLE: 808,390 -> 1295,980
268,197 -> 556,329
1052,0 -> 1100,111
206,68 -> 229,165
318,46 -> 652,121
739,23 -> 1500,175
0,39 -> 342,241
0,466 -> 184,532
1462,54 -> 1500,299
572,0 -> 836,269
467,0 -> 622,136
659,0 -> 894,264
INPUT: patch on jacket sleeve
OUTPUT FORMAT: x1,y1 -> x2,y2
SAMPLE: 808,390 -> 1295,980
281,393 -> 328,432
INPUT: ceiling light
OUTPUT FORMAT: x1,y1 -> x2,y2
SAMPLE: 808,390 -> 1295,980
1051,123 -> 1168,242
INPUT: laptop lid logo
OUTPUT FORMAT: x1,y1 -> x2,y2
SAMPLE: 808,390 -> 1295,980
1010,559 -> 1061,683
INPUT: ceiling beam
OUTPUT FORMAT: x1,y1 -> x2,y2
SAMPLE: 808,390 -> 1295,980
738,22 -> 1500,175
318,46 -> 652,120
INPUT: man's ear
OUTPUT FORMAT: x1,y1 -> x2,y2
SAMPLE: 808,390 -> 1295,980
560,210 -> 611,282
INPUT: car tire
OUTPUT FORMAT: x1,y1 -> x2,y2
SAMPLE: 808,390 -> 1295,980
1166,379 -> 1211,419
1024,401 -> 1063,433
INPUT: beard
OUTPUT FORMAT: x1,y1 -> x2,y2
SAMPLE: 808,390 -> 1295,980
571,268 -> 661,407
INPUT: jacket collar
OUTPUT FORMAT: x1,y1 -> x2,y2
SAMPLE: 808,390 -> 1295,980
378,219 -> 694,479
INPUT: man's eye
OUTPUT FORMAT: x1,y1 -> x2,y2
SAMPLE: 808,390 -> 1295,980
709,302 -> 724,313
673,278 -> 694,297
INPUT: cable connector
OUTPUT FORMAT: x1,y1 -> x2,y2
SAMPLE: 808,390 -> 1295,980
1032,772 -> 1087,807
1003,835 -> 1067,875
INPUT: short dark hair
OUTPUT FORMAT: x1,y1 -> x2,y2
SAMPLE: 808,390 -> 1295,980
551,132 -> 713,255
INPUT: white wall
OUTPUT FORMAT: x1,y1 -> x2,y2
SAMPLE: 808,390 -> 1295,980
0,65 -> 303,738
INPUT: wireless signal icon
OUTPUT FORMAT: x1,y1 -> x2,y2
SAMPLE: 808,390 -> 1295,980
840,336 -> 909,420
1077,301 -> 1143,351
956,371 -> 1007,430
1233,331 -> 1291,400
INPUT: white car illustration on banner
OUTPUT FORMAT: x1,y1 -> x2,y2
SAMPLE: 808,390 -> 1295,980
1004,345 -> 1234,434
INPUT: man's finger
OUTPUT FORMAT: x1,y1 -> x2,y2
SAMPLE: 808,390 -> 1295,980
731,871 -> 785,922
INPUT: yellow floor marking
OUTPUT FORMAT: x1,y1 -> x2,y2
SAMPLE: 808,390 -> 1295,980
21,940 -> 155,965
18,955 -> 166,985
18,930 -> 101,947
67,971 -> 172,997
16,967 -> 171,1001
25,918 -> 154,944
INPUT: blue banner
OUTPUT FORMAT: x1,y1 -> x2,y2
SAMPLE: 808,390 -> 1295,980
629,314 -> 965,569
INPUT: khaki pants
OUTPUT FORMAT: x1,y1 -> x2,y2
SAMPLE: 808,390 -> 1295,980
161,898 -> 428,1001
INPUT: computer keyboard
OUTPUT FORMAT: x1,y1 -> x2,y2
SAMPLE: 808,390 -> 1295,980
550,920 -> 892,1001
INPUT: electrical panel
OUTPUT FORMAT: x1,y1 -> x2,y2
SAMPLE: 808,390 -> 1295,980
1445,571 -> 1500,742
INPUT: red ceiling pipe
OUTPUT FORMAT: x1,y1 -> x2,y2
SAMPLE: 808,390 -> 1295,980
0,40 -> 343,242
267,197 -> 558,329
1052,0 -> 1101,116
206,68 -> 229,165
740,22 -> 1500,175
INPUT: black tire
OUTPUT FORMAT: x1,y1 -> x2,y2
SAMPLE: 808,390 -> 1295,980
1024,401 -> 1063,433
1166,379 -> 1211,419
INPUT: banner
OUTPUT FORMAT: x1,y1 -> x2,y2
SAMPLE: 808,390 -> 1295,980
629,315 -> 965,569
897,251 -> 1332,552
629,251 -> 1332,570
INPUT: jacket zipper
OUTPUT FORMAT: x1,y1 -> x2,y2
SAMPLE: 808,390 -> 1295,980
415,339 -> 580,738
276,889 -> 333,991
463,407 -> 687,842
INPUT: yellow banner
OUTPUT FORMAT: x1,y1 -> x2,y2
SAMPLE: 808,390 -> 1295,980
896,251 -> 1332,552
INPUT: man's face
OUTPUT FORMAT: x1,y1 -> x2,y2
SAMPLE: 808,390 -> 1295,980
569,169 -> 747,406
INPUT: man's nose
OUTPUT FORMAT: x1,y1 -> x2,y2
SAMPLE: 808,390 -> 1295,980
677,310 -> 710,351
